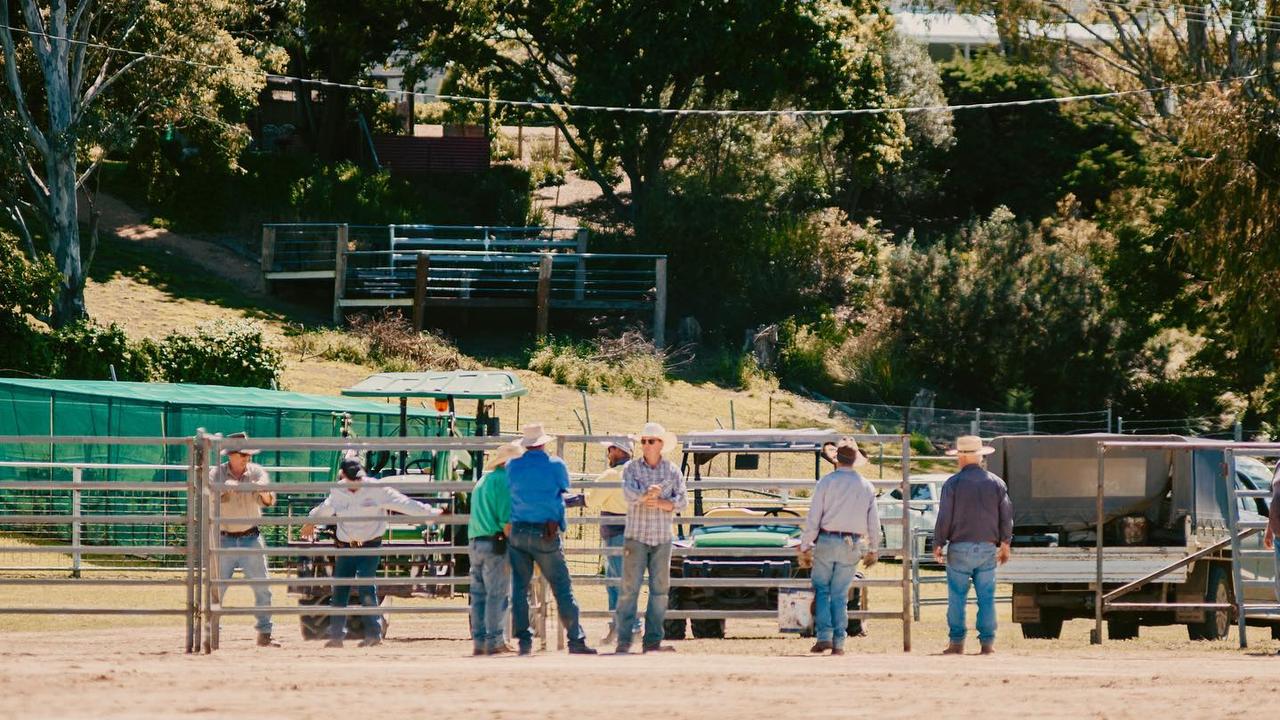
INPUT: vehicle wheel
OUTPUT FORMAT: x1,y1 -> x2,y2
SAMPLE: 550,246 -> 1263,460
299,595 -> 330,640
691,619 -> 725,639
847,619 -> 865,638
1107,616 -> 1140,641
1020,611 -> 1064,640
1186,566 -> 1231,641
1271,625 -> 1280,641
664,618 -> 687,640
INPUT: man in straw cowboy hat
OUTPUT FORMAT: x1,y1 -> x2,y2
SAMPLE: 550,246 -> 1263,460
468,440 -> 523,656
614,422 -> 686,654
210,431 -> 279,647
798,438 -> 879,656
933,435 -> 1012,655
300,456 -> 442,648
586,437 -> 637,645
504,423 -> 597,655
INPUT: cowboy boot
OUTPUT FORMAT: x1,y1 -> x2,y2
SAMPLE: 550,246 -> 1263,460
809,641 -> 833,654
980,642 -> 995,655
942,642 -> 964,655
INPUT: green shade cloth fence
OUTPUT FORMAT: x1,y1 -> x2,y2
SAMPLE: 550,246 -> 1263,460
0,379 -> 474,557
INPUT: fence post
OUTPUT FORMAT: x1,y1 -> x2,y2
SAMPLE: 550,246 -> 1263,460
536,254 -> 552,337
653,257 -> 668,347
1117,416 -> 1124,434
1234,421 -> 1243,442
1026,413 -> 1034,435
1106,403 -> 1113,433
974,407 -> 982,435
413,253 -> 430,331
332,224 -> 349,326
71,467 -> 82,578
260,225 -> 276,291
574,228 -> 588,301
969,420 -> 978,435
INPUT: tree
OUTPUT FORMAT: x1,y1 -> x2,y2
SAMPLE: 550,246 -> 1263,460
0,0 -> 264,327
881,206 -> 1124,410
414,0 -> 906,234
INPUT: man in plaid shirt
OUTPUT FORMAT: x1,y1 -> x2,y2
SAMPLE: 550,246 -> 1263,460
614,422 -> 687,654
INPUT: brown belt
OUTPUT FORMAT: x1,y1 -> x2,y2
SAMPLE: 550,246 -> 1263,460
220,527 -> 259,538
335,538 -> 382,548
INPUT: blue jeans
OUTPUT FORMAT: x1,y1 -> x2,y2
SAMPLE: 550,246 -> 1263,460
1273,546 -> 1280,601
218,533 -> 272,634
615,538 -> 673,648
604,532 -> 626,610
810,533 -> 860,648
469,538 -> 512,652
946,541 -> 998,644
509,522 -> 587,650
330,551 -> 381,640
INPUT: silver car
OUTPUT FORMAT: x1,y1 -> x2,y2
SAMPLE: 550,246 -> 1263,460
878,474 -> 948,561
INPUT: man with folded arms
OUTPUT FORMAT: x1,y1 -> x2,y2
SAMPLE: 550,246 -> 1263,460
614,422 -> 686,654
300,457 -> 441,648
798,438 -> 878,656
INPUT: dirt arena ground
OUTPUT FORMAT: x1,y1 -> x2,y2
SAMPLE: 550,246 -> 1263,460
3,607 -> 1279,720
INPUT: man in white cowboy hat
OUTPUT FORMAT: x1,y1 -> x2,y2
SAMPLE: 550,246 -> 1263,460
504,423 -> 597,655
586,436 -> 636,644
210,431 -> 278,647
300,456 -> 442,648
798,438 -> 879,656
467,441 -> 523,656
614,421 -> 686,654
933,434 -> 1012,655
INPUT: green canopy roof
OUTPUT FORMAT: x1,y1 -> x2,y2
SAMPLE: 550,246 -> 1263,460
341,371 -> 528,400
0,378 -> 447,418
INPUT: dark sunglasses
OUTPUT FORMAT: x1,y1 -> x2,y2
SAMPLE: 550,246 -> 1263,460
640,438 -> 662,445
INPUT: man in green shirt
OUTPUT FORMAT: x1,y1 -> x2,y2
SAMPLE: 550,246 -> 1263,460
468,441 -> 522,655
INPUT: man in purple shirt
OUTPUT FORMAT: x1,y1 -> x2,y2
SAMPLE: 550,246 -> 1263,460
932,435 -> 1013,655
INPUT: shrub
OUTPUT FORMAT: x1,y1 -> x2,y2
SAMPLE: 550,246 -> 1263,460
528,333 -> 668,397
0,229 -> 59,376
346,313 -> 477,371
46,321 -> 154,381
156,320 -> 283,388
530,159 -> 566,188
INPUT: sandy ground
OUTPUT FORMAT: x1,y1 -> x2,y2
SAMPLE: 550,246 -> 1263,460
1,614 -> 1277,720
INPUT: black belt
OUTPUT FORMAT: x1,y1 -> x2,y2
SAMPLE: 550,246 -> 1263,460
473,534 -> 501,541
335,538 -> 383,548
819,530 -> 859,539
220,527 -> 259,538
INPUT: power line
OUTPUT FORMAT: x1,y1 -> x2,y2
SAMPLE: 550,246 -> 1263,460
1020,0 -> 1280,33
0,21 -> 1261,119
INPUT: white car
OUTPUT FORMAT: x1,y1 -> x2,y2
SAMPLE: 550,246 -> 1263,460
878,474 -> 948,562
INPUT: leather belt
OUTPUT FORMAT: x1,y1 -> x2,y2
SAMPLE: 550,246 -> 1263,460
335,538 -> 383,548
819,530 -> 859,539
220,527 -> 259,538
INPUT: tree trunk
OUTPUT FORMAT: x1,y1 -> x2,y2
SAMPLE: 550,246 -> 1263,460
47,142 -> 86,328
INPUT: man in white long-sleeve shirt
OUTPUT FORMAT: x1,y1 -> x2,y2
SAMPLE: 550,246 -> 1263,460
300,458 -> 441,647
798,439 -> 879,656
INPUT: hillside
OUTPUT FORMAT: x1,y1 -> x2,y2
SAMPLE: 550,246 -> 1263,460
82,194 -> 855,439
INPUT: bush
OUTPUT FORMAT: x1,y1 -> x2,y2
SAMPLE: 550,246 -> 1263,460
46,321 -> 154,381
528,333 -> 667,398
530,159 -> 566,188
347,313 -> 477,371
156,320 -> 283,388
0,229 -> 59,376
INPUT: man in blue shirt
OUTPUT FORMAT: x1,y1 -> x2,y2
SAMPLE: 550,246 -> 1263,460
505,423 -> 597,655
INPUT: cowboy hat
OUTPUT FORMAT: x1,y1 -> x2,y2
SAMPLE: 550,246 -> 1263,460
484,441 -> 525,471
821,438 -> 869,467
634,422 -> 679,453
599,437 -> 633,455
220,431 -> 261,456
946,435 -> 995,456
518,423 -> 555,448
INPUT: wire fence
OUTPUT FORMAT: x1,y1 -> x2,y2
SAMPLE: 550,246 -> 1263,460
820,397 -> 1113,445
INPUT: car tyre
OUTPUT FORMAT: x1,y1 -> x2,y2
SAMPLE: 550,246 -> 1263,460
1186,566 -> 1231,641
691,619 -> 725,639
1019,611 -> 1064,640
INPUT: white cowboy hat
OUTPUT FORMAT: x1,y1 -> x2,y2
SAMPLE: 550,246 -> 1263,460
634,422 -> 679,453
599,437 -> 634,455
518,423 -> 555,448
946,435 -> 995,456
220,431 -> 261,456
484,441 -> 525,471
